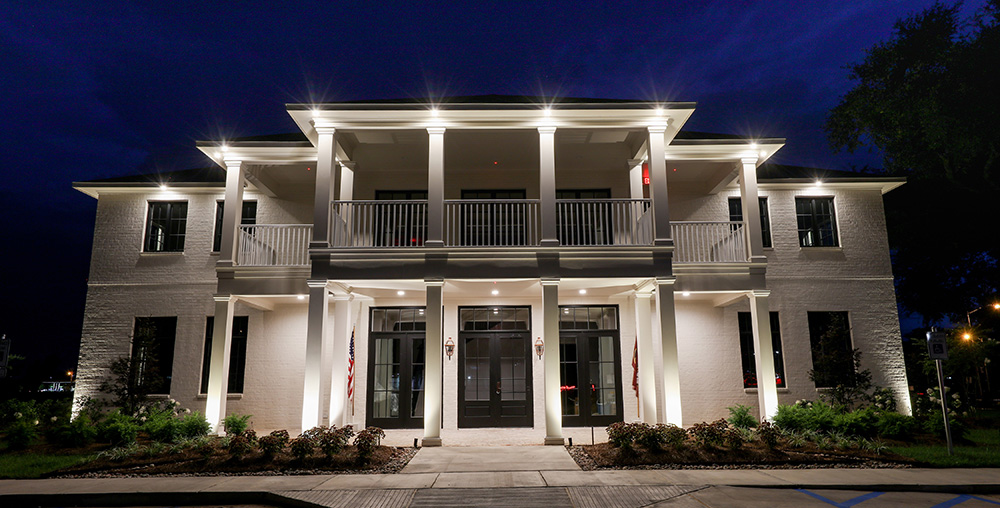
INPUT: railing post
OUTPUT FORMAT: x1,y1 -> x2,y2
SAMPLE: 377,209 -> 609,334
426,127 -> 445,247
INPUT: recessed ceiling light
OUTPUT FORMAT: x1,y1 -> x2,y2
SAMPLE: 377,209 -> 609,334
491,289 -> 499,296
159,184 -> 168,191
681,291 -> 691,297
493,308 -> 499,314
397,290 -> 405,296
579,289 -> 587,295
297,295 -> 306,300
815,180 -> 823,187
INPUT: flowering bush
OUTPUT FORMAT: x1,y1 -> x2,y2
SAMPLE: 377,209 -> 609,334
688,419 -> 729,448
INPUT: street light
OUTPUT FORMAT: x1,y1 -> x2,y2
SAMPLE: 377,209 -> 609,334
967,302 -> 1000,327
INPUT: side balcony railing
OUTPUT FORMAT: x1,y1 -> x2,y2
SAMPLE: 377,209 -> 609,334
237,224 -> 313,266
671,221 -> 748,263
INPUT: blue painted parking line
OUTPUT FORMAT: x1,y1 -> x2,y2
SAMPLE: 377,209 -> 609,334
929,494 -> 1000,508
796,489 -> 885,507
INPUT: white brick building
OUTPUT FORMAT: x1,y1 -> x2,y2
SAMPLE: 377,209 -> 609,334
72,96 -> 909,445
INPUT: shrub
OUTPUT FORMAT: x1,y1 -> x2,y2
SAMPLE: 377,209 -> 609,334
4,419 -> 39,450
99,411 -> 139,446
634,423 -> 662,451
875,412 -> 916,439
606,421 -> 640,449
143,411 -> 179,443
922,410 -> 966,441
227,433 -> 254,457
755,421 -> 780,449
222,413 -> 252,436
870,387 -> 897,412
318,425 -> 354,458
178,411 -> 211,438
47,415 -> 98,448
657,424 -> 687,448
0,399 -> 40,428
688,419 -> 728,448
722,425 -> 744,449
832,408 -> 879,438
354,426 -> 385,463
290,436 -> 314,460
727,405 -> 758,429
772,401 -> 838,433
259,429 -> 290,458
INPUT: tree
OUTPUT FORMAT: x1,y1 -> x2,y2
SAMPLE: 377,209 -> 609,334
826,1 -> 1000,322
99,321 -> 159,416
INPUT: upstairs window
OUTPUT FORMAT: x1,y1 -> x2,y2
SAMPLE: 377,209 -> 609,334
213,201 -> 257,252
144,202 -> 187,252
796,197 -> 838,247
737,312 -> 786,388
728,197 -> 772,248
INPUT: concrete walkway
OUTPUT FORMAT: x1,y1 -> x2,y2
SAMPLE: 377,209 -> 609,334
0,446 -> 998,507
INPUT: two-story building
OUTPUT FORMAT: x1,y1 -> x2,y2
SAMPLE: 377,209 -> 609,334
72,95 -> 909,446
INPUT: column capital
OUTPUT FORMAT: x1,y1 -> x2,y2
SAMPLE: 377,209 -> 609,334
655,276 -> 677,286
427,126 -> 446,135
627,158 -> 645,169
213,294 -> 236,303
749,289 -> 771,298
647,123 -> 667,134
537,125 -> 557,135
223,159 -> 244,171
540,277 -> 560,286
339,161 -> 357,170
306,279 -> 330,289
635,291 -> 653,299
424,278 -> 444,287
740,157 -> 759,166
331,294 -> 352,302
313,120 -> 337,135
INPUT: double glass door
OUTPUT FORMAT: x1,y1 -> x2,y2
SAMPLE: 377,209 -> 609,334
458,332 -> 533,427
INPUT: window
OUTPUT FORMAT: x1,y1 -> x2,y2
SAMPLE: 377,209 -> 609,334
559,306 -> 622,427
737,312 -> 786,388
200,316 -> 249,394
796,197 -> 838,247
368,308 -> 426,429
144,202 -> 187,252
807,312 -> 854,388
728,197 -> 772,248
213,201 -> 257,252
131,317 -> 177,394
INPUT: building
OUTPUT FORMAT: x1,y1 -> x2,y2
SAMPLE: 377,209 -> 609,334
72,96 -> 909,446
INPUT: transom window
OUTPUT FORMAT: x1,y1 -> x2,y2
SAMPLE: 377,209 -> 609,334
460,307 -> 530,331
144,201 -> 187,252
796,197 -> 838,247
728,197 -> 772,248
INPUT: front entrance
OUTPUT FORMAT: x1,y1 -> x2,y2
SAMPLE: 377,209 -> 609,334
366,307 -> 426,429
458,306 -> 533,427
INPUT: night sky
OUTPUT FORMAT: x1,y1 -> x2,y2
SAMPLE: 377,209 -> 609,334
1,1 -> 980,381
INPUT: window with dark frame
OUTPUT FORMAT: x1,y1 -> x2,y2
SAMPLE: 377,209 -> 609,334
737,312 -> 786,388
373,191 -> 428,247
213,201 -> 257,252
368,307 -> 426,429
795,197 -> 838,247
200,316 -> 249,394
807,311 -> 854,388
558,305 -> 622,427
144,202 -> 187,252
131,317 -> 177,394
728,197 -> 772,248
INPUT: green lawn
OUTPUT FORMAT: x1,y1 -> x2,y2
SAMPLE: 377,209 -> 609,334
0,452 -> 94,479
890,429 -> 1000,467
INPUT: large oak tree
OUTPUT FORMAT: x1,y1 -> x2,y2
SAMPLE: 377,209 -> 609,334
827,1 -> 1000,322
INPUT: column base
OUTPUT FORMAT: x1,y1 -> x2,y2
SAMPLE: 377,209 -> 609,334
421,437 -> 443,447
540,239 -> 560,247
424,240 -> 444,248
544,436 -> 565,446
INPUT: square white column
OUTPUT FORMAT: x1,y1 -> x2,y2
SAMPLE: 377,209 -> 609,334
542,278 -> 563,444
738,157 -> 766,262
311,126 -> 338,248
302,280 -> 330,432
205,295 -> 235,433
422,280 -> 444,446
218,160 -> 245,266
647,125 -> 672,246
538,126 -> 558,246
655,278 -> 683,426
634,291 -> 657,424
426,127 -> 445,248
338,162 -> 355,202
749,290 -> 779,421
329,295 -> 353,427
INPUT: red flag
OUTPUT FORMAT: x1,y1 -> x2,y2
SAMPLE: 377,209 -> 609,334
631,337 -> 639,398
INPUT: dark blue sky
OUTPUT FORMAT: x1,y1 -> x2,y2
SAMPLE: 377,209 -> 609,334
0,1 -> 978,378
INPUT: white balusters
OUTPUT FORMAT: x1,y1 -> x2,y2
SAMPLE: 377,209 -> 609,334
671,221 -> 748,263
236,225 -> 313,266
443,199 -> 540,247
555,199 -> 651,246
330,200 -> 428,247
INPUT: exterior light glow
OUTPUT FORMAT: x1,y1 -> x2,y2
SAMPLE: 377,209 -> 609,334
654,107 -> 664,116
297,295 -> 306,300
431,108 -> 439,117
963,332 -> 972,341
815,180 -> 823,187
311,109 -> 320,118
491,289 -> 499,296
221,145 -> 229,153
749,142 -> 757,149
563,308 -> 569,314
493,308 -> 499,314
993,303 -> 1000,310
397,290 -> 405,296
759,150 -> 767,157
159,184 -> 168,191
682,291 -> 691,297
578,289 -> 587,295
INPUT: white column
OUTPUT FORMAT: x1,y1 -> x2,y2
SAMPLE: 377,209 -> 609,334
542,278 -> 563,444
647,125 -> 672,246
655,277 -> 683,426
338,162 -> 355,202
422,279 -> 444,446
749,290 -> 779,421
302,280 -> 329,432
738,157 -> 765,262
311,126 -> 338,248
205,295 -> 235,433
634,291 -> 657,424
426,127 -> 446,248
219,160 -> 245,266
329,295 -> 352,427
539,126 -> 558,246
628,159 -> 645,200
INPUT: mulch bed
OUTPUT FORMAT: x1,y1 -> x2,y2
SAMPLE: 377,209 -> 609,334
51,445 -> 417,478
569,442 -> 917,470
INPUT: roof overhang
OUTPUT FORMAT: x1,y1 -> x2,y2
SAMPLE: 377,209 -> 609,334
753,177 -> 906,195
194,142 -> 320,169
73,182 -> 224,199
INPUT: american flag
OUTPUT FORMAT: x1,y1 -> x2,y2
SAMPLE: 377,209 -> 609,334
631,338 -> 639,399
347,327 -> 355,413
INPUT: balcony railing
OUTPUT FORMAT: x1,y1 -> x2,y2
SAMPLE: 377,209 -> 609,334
331,200 -> 428,248
556,199 -> 651,246
237,224 -> 312,266
671,221 -> 748,263
444,199 -> 540,247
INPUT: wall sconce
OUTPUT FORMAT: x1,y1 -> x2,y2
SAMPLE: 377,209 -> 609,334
535,337 -> 544,359
445,337 -> 455,360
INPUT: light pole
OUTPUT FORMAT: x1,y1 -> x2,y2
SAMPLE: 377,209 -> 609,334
964,302 -> 999,398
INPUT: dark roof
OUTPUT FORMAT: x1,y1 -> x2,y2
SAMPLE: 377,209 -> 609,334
674,130 -> 751,141
289,94 -> 695,111
75,167 -> 225,186
231,132 -> 309,142
220,130 -> 755,145
757,163 -> 881,180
